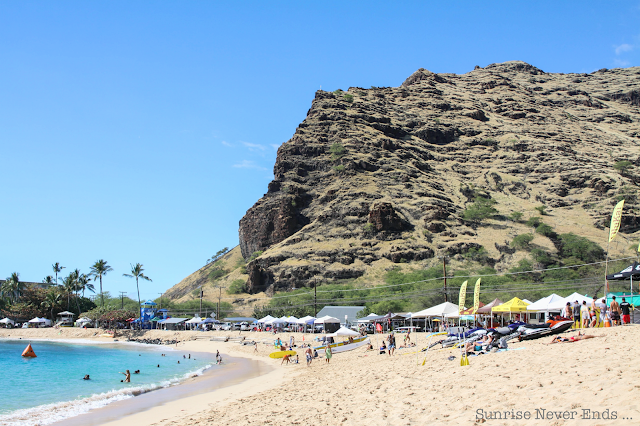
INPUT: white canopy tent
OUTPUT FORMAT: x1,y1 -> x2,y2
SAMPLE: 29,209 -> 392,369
296,315 -> 316,324
285,316 -> 298,323
326,326 -> 360,338
267,317 -> 288,325
0,318 -> 15,325
257,315 -> 275,324
411,302 -> 459,318
185,316 -> 202,324
314,315 -> 340,324
526,294 -> 564,312
548,293 -> 594,311
28,317 -> 51,326
356,313 -> 379,323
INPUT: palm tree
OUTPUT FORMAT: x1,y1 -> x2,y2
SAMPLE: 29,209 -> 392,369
77,273 -> 95,297
60,273 -> 77,311
42,275 -> 56,287
41,288 -> 61,320
52,262 -> 65,287
89,259 -> 113,308
2,272 -> 23,304
123,263 -> 152,324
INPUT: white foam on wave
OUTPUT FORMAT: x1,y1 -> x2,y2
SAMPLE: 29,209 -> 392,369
0,363 -> 213,426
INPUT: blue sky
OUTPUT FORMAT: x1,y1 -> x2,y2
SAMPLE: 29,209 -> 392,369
1,1 -> 639,300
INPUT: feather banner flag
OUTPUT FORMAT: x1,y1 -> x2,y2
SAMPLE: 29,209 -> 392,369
473,278 -> 481,314
609,199 -> 625,242
458,280 -> 468,313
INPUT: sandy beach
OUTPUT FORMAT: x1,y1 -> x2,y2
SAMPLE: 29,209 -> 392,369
2,326 -> 639,425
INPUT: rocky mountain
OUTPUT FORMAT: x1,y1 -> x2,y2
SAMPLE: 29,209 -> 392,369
236,61 -> 639,296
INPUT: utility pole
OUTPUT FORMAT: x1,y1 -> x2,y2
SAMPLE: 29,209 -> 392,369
119,291 -> 126,309
158,293 -> 163,309
439,256 -> 449,302
199,287 -> 203,317
217,286 -> 222,321
314,280 -> 318,317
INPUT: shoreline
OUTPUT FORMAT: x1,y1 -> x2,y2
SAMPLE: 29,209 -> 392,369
0,329 -> 292,426
3,326 -> 639,425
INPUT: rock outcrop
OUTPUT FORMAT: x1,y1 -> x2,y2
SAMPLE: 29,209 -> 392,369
237,61 -> 640,294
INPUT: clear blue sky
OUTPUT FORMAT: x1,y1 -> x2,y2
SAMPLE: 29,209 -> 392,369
1,1 -> 638,300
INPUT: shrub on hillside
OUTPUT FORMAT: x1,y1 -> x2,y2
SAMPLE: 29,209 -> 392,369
557,233 -> 605,263
228,279 -> 246,294
511,233 -> 534,250
462,196 -> 498,222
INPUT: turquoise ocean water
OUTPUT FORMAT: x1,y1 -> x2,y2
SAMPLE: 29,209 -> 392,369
0,339 -> 216,426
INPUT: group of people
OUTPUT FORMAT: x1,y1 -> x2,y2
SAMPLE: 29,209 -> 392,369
561,296 -> 632,328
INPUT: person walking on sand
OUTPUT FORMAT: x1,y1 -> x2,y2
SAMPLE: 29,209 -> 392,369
119,370 -> 131,382
325,344 -> 332,364
305,347 -> 313,366
289,335 -> 295,348
254,341 -> 258,353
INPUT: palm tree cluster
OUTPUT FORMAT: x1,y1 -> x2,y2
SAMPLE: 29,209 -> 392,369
1,260 -> 153,322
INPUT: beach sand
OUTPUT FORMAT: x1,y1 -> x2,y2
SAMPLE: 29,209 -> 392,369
2,326 -> 638,425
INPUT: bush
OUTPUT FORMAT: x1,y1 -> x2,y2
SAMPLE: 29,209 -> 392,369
329,143 -> 346,161
530,248 -> 552,265
363,223 -> 376,233
534,205 -> 548,215
509,211 -> 523,222
557,233 -> 605,263
462,196 -> 498,222
535,223 -> 555,238
614,160 -> 633,175
343,94 -> 354,103
525,216 -> 543,228
511,234 -> 534,250
463,246 -> 490,264
228,279 -> 246,294
248,251 -> 263,262
332,165 -> 346,173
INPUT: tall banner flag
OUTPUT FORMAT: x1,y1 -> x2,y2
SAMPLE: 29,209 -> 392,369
609,199 -> 625,242
637,240 -> 640,253
458,280 -> 468,313
473,278 -> 481,314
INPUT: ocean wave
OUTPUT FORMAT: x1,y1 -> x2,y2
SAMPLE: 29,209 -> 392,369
0,364 -> 212,426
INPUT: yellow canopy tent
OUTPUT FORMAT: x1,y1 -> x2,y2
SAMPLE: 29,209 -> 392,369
491,297 -> 531,323
492,297 -> 530,312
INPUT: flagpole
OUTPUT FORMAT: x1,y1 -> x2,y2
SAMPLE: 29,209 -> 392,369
604,239 -> 610,300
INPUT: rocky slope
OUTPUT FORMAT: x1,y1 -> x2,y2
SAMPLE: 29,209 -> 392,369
236,61 -> 639,295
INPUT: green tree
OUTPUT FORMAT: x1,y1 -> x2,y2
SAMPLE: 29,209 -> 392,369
228,279 -> 246,294
329,143 -> 346,161
509,211 -> 523,222
511,234 -> 534,250
614,160 -> 633,175
535,223 -> 555,238
42,275 -> 55,286
557,233 -> 605,263
52,262 -> 65,288
525,216 -> 542,228
89,259 -> 113,308
1,272 -> 23,304
534,205 -> 548,215
462,196 -> 498,223
123,263 -> 152,323
41,288 -> 61,320
59,273 -> 77,311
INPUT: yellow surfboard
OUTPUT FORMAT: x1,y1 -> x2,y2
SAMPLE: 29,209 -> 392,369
269,350 -> 297,359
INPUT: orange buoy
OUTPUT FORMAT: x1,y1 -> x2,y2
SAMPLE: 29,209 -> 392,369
22,343 -> 37,358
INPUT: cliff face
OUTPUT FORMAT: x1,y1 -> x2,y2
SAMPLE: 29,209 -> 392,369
238,61 -> 640,294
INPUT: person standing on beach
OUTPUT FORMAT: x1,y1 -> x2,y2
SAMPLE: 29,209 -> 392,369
610,296 -> 621,326
325,344 -> 332,363
305,347 -> 313,366
620,298 -> 631,325
289,335 -> 295,348
580,301 -> 590,328
119,370 -> 131,382
572,301 -> 581,326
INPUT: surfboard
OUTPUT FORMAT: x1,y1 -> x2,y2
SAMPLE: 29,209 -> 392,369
22,343 -> 37,358
269,350 -> 297,359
